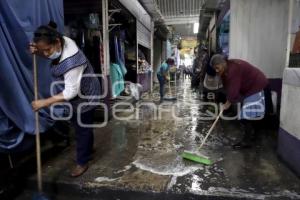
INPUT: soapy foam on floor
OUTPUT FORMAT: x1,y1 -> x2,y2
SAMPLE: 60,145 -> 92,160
167,176 -> 178,190
95,177 -> 118,182
115,165 -> 132,174
132,156 -> 202,177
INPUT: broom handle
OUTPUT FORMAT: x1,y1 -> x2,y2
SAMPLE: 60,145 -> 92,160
199,109 -> 224,149
174,69 -> 176,94
33,54 -> 43,193
168,71 -> 172,96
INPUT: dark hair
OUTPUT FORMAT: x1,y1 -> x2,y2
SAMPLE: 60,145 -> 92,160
33,21 -> 64,45
166,58 -> 175,65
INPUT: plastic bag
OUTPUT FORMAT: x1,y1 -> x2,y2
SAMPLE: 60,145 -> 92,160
129,83 -> 143,100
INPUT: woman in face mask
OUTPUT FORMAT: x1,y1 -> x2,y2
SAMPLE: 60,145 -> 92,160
29,21 -> 101,177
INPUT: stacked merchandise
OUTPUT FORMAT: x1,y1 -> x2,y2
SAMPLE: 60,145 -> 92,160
137,49 -> 151,74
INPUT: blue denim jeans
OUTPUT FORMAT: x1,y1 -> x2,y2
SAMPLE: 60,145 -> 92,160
157,74 -> 165,99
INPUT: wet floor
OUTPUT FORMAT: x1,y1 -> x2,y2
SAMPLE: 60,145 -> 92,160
18,80 -> 300,200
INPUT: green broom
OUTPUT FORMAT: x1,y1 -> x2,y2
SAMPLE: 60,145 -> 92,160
181,109 -> 224,165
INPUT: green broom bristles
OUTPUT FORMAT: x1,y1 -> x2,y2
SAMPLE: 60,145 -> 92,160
181,151 -> 212,165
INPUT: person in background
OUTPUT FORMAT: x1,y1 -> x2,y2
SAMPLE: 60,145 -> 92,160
202,61 -> 225,103
29,21 -> 101,177
156,58 -> 175,102
191,45 -> 209,90
210,54 -> 270,149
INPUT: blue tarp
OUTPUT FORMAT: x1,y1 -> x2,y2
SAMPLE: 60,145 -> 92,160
0,0 -> 64,150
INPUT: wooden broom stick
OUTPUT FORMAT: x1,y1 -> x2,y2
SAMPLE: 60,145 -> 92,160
33,54 -> 42,193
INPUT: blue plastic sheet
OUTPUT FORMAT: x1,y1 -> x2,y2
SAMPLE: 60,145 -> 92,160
0,0 -> 64,150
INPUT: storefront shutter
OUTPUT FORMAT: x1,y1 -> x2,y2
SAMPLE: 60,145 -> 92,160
137,20 -> 151,48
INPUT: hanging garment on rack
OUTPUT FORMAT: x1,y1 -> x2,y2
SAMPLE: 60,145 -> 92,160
110,63 -> 125,98
99,32 -> 104,68
90,36 -> 101,75
119,30 -> 126,65
114,35 -> 127,76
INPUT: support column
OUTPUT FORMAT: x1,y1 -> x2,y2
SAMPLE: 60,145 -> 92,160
102,0 -> 110,77
150,21 -> 154,92
102,0 -> 111,119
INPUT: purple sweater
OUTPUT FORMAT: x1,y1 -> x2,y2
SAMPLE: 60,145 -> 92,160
222,59 -> 268,103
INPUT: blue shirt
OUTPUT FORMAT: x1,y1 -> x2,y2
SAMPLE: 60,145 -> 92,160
157,62 -> 169,76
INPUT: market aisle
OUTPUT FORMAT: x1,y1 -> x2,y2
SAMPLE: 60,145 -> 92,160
18,79 -> 300,200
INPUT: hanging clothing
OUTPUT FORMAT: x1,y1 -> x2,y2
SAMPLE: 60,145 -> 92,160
114,35 -> 127,76
119,30 -> 126,66
99,33 -> 104,71
110,63 -> 125,98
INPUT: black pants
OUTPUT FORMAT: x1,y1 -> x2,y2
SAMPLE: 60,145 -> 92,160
71,109 -> 95,166
240,119 -> 256,143
157,74 -> 165,99
263,85 -> 273,116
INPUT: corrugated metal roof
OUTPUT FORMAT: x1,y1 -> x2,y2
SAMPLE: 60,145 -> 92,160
139,0 -> 227,39
156,0 -> 204,17
153,0 -> 204,38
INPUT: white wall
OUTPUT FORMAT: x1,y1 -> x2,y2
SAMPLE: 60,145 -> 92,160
280,83 -> 300,140
230,0 -> 289,78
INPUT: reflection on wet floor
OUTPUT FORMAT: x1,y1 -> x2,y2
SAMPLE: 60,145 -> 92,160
22,79 -> 300,200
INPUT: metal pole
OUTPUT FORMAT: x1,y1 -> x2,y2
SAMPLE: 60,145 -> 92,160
102,0 -> 110,77
150,20 -> 154,92
102,0 -> 112,113
137,21 -> 139,83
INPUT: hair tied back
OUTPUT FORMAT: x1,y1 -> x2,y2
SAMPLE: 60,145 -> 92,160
48,20 -> 58,30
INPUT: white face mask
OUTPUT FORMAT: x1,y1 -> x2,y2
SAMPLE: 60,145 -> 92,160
48,49 -> 62,60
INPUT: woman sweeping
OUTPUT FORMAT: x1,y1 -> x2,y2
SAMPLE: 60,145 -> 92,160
156,58 -> 175,102
30,21 -> 101,177
210,54 -> 269,149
